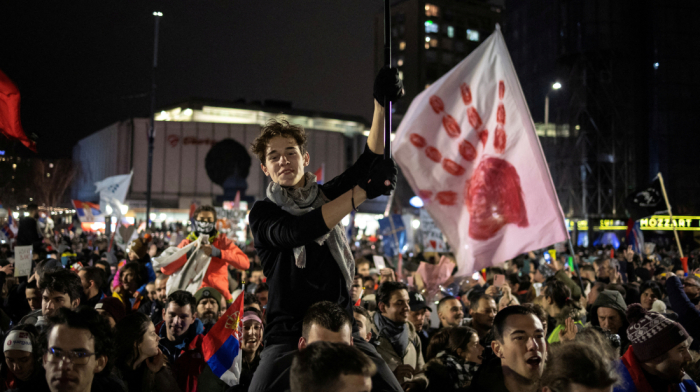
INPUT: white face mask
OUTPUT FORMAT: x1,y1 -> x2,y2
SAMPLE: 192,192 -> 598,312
195,220 -> 215,235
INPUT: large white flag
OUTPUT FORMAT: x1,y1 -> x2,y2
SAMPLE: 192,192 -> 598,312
393,26 -> 568,275
94,171 -> 132,218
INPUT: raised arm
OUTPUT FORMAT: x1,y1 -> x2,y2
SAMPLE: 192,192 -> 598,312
367,100 -> 385,154
369,66 -> 404,154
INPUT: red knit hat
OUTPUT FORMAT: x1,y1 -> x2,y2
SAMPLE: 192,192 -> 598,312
626,303 -> 689,362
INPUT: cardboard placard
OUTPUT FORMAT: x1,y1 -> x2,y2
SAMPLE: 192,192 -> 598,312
372,255 -> 387,270
13,246 -> 32,277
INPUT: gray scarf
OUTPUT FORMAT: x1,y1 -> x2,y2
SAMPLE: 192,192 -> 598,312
373,311 -> 410,357
266,172 -> 355,291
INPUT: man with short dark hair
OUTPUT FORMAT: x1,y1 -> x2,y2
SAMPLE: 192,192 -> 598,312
21,269 -> 82,328
78,267 -> 106,309
370,282 -> 427,391
245,301 -> 355,391
614,304 -> 696,392
470,306 -> 548,392
463,292 -> 498,340
43,307 -> 114,392
25,280 -> 41,311
356,258 -> 371,278
433,295 -> 464,331
149,274 -> 169,325
290,341 -> 376,392
353,305 -> 372,342
254,282 -> 269,308
194,286 -> 223,334
157,290 -> 206,392
351,275 -> 365,304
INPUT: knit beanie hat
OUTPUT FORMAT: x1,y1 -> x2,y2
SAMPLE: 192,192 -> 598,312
128,234 -> 152,259
95,297 -> 127,323
195,287 -> 223,306
626,303 -> 689,362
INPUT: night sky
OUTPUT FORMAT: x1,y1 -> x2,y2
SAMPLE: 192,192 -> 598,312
2,1 -> 383,158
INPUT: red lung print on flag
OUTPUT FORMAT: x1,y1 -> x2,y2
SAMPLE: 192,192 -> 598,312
393,26 -> 568,275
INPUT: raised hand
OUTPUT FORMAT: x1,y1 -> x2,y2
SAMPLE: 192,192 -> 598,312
559,317 -> 578,342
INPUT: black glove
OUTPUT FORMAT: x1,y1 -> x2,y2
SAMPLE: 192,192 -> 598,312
359,159 -> 398,199
373,66 -> 405,107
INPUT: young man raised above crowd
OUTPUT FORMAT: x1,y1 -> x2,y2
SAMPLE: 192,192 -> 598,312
248,66 -> 404,392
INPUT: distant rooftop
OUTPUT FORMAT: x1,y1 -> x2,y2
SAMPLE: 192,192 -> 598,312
154,98 -> 370,135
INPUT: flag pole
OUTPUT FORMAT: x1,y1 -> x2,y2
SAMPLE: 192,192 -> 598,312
146,11 -> 163,230
383,0 -> 392,160
657,173 -> 684,258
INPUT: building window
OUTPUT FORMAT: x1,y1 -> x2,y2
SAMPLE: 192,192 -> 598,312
399,41 -> 406,51
442,53 -> 453,65
429,38 -> 438,48
441,38 -> 453,51
455,41 -> 465,53
467,29 -> 480,42
425,20 -> 438,34
447,26 -> 454,38
425,3 -> 439,17
398,70 -> 404,80
397,56 -> 404,67
425,42 -> 430,49
425,50 -> 437,63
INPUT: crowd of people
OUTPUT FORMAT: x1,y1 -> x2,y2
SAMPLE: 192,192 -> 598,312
0,67 -> 699,392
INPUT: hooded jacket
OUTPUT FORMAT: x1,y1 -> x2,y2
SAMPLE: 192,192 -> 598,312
156,318 -> 206,392
589,289 -> 630,354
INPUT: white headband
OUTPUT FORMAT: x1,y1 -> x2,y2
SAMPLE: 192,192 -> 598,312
4,330 -> 33,353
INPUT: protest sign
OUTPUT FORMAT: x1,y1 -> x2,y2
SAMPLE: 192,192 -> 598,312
420,209 -> 446,252
13,245 -> 32,277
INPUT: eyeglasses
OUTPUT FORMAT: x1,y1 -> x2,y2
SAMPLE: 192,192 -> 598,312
45,347 -> 95,365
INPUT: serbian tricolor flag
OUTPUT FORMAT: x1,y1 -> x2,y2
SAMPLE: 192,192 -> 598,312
314,163 -> 325,184
72,200 -> 104,223
393,25 -> 567,276
0,69 -> 36,152
202,291 -> 244,386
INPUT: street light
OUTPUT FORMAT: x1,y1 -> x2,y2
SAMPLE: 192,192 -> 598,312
545,82 -> 562,125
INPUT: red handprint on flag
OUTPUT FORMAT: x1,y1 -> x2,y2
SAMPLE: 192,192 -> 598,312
410,81 -> 528,241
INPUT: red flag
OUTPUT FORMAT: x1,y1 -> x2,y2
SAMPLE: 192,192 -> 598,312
0,69 -> 36,152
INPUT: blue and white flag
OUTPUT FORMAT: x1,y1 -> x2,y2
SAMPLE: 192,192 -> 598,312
94,171 -> 132,218
378,214 -> 406,258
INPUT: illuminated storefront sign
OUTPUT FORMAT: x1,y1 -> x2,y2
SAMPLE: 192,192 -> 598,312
565,216 -> 700,231
639,216 -> 700,231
